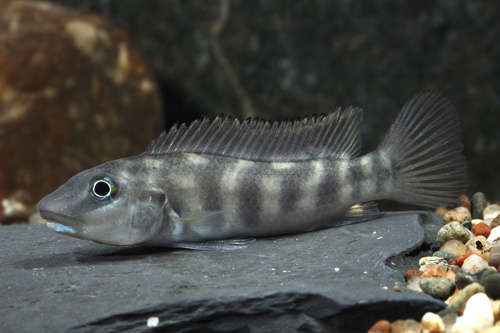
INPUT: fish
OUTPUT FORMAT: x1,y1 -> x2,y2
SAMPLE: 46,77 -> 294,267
37,91 -> 467,250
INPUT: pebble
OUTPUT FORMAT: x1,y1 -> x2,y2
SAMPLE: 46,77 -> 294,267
444,206 -> 471,224
492,215 -> 500,229
418,256 -> 448,267
480,271 -> 500,299
391,319 -> 421,333
446,282 -> 485,312
419,263 -> 447,278
451,251 -> 472,267
367,319 -> 391,333
462,220 -> 473,230
439,239 -> 466,256
454,270 -> 477,290
492,299 -> 500,322
471,192 -> 487,220
482,326 -> 500,333
404,269 -> 422,282
457,194 -> 471,210
490,245 -> 500,263
432,250 -> 458,264
484,204 -> 500,225
488,225 -> 500,243
466,235 -> 492,257
471,222 -> 491,237
437,222 -> 472,244
419,276 -> 456,300
457,292 -> 494,332
420,312 -> 444,332
461,254 -> 490,274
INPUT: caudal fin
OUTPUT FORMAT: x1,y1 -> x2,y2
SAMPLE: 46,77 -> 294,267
378,91 -> 467,208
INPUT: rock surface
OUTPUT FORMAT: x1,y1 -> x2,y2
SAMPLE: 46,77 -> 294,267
0,0 -> 163,205
0,212 -> 445,332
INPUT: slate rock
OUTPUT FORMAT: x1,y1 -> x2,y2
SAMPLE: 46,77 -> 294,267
0,0 -> 163,205
0,212 -> 446,332
471,192 -> 487,220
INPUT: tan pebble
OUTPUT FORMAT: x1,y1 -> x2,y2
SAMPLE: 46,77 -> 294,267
445,269 -> 456,282
492,215 -> 500,229
367,319 -> 391,333
446,282 -> 485,312
391,319 -> 421,333
471,218 -> 484,226
466,235 -> 492,257
393,285 -> 401,292
435,206 -> 449,215
420,312 -> 444,332
444,207 -> 472,224
492,300 -> 500,323
439,239 -> 467,256
481,326 -> 500,333
489,226 -> 500,244
484,204 -> 500,220
406,275 -> 423,292
461,254 -> 490,274
419,256 -> 449,267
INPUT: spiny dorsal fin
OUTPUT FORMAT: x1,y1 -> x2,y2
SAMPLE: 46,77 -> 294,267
145,107 -> 363,162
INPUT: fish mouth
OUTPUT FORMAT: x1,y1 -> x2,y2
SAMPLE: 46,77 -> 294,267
39,210 -> 79,235
46,221 -> 77,234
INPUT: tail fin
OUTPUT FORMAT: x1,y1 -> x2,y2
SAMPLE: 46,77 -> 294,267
378,91 -> 467,208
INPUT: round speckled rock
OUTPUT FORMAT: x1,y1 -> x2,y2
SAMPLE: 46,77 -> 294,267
480,271 -> 500,299
457,194 -> 471,210
446,282 -> 485,312
444,207 -> 472,224
437,222 -> 472,244
419,277 -> 456,300
439,239 -> 467,256
455,270 -> 477,290
432,251 -> 458,264
418,256 -> 448,267
471,192 -> 487,220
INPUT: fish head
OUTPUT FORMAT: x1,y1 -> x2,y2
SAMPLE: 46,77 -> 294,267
37,160 -> 167,246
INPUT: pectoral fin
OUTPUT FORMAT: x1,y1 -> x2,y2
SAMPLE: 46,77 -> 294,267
170,238 -> 256,251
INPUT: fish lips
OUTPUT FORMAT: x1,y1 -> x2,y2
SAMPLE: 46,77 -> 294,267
38,209 -> 80,235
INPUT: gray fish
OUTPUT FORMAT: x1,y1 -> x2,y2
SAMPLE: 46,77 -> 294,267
38,92 -> 467,250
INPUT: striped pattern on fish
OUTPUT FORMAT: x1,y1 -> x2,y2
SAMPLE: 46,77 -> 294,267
38,92 -> 467,250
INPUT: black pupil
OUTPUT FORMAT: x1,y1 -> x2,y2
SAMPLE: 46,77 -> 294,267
94,181 -> 111,197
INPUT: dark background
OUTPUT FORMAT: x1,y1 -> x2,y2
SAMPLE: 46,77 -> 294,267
38,0 -> 500,203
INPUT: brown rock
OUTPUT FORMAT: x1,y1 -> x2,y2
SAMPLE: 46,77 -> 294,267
404,269 -> 423,282
444,207 -> 471,224
0,1 -> 163,205
491,215 -> 500,229
471,222 -> 492,238
457,194 -> 471,210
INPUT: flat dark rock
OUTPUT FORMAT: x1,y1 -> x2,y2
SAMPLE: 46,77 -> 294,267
0,212 -> 445,332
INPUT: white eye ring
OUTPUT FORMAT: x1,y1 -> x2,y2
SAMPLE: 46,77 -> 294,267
90,177 -> 117,200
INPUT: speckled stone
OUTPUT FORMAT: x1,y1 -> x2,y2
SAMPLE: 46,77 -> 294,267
437,222 -> 473,244
480,271 -> 500,299
444,207 -> 472,224
471,192 -> 488,220
418,256 -> 449,267
419,277 -> 456,300
439,239 -> 467,256
466,235 -> 492,258
446,282 -> 485,312
420,312 -> 445,332
454,270 -> 477,290
432,251 -> 459,264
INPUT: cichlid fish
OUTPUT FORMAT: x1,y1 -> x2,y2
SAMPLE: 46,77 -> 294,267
38,92 -> 467,250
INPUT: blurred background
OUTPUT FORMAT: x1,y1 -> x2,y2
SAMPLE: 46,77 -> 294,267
1,0 -> 499,222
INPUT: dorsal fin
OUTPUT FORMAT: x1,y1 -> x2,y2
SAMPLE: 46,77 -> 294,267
145,107 -> 363,162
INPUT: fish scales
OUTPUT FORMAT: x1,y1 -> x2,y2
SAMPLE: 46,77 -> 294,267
38,91 -> 467,249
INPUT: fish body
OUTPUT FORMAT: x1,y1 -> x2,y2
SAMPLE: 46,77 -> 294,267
38,92 -> 467,249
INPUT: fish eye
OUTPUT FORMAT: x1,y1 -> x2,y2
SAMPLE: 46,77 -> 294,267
89,177 -> 117,200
